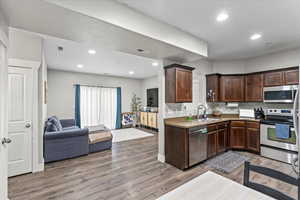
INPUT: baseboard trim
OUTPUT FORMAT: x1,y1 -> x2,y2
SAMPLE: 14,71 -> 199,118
157,154 -> 165,163
33,161 -> 44,173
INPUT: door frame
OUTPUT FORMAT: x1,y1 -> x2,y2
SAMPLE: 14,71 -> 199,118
8,58 -> 42,173
0,30 -> 9,200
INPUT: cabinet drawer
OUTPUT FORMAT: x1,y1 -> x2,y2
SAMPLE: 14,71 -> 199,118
231,121 -> 245,127
247,121 -> 260,129
217,123 -> 228,129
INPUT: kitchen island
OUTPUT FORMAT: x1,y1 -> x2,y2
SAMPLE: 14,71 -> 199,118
164,115 -> 260,170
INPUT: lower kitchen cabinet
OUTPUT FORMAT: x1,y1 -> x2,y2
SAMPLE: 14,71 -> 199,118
207,131 -> 217,158
246,127 -> 260,153
230,126 -> 246,149
217,128 -> 227,153
230,121 -> 260,152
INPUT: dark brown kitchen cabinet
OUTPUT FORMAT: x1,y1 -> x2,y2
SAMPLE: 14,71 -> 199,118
284,69 -> 299,85
206,74 -> 220,102
264,71 -> 284,86
245,73 -> 263,102
217,128 -> 227,153
246,128 -> 260,153
220,75 -> 245,102
165,64 -> 194,103
246,121 -> 260,153
230,123 -> 246,149
165,125 -> 189,170
207,131 -> 217,158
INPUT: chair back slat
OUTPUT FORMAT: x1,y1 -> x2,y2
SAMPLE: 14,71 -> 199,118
244,161 -> 299,200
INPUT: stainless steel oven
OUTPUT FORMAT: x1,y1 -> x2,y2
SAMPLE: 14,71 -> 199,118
263,85 -> 298,103
260,109 -> 298,164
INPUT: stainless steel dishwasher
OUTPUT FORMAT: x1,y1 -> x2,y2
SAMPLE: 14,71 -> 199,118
189,126 -> 208,166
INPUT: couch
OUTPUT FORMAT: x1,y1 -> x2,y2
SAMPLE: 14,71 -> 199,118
44,117 -> 89,163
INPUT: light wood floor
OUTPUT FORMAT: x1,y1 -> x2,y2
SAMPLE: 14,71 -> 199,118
8,129 -> 298,200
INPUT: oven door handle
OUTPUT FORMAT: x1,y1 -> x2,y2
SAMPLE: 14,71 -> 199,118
293,89 -> 299,138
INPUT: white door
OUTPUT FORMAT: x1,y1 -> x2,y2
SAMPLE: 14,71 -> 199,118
0,42 -> 8,200
8,66 -> 33,177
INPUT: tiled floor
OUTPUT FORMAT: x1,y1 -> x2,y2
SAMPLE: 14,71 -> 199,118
8,130 -> 298,200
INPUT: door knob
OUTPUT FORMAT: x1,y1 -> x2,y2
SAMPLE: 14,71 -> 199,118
25,123 -> 31,128
2,138 -> 12,145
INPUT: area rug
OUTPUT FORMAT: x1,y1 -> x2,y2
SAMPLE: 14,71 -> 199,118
111,128 -> 153,143
205,151 -> 250,173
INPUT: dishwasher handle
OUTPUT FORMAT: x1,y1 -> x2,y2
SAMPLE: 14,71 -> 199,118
189,128 -> 208,135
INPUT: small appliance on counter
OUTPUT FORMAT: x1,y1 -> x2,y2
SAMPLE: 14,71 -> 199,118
254,107 -> 265,119
239,109 -> 255,119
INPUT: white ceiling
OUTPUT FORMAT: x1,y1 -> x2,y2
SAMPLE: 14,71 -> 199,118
116,0 -> 300,60
0,0 -> 204,63
44,36 -> 160,79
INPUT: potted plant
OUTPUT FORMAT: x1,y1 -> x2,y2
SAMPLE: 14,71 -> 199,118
131,93 -> 142,127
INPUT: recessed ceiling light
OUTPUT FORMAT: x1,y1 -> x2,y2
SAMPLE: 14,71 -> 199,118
88,49 -> 96,54
129,71 -> 134,75
216,12 -> 229,22
152,62 -> 159,66
250,33 -> 262,40
77,64 -> 84,68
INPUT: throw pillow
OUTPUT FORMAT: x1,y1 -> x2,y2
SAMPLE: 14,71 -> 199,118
46,121 -> 58,132
48,116 -> 63,131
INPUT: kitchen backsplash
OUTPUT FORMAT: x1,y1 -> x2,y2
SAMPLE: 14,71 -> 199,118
165,102 -> 293,118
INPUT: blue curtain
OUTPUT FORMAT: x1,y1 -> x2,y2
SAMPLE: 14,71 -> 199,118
116,87 -> 122,129
75,84 -> 81,128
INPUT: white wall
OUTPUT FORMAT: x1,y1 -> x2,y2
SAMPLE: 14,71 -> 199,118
47,69 -> 143,119
210,47 -> 300,75
8,29 -> 42,61
244,48 -> 300,73
141,76 -> 158,107
212,60 -> 245,74
38,46 -> 47,167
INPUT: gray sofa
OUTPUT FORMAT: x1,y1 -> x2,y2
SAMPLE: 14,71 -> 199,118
44,118 -> 89,163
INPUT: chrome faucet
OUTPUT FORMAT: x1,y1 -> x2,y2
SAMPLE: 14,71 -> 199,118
197,104 -> 207,120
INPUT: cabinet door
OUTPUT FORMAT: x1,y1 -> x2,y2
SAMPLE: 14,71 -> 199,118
246,128 -> 260,153
217,128 -> 227,153
206,74 -> 220,102
148,113 -> 157,128
264,71 -> 284,86
176,69 -> 193,102
245,73 -> 263,102
220,76 -> 245,102
207,131 -> 217,158
141,112 -> 148,126
230,127 -> 246,149
284,69 -> 299,85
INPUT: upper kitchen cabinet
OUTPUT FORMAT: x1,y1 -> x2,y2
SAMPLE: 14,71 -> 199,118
220,75 -> 245,102
263,71 -> 284,86
264,67 -> 299,86
206,74 -> 220,102
245,73 -> 263,102
284,68 -> 299,85
165,64 -> 195,103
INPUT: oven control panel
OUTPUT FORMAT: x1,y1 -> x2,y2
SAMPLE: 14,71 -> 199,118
266,109 -> 293,116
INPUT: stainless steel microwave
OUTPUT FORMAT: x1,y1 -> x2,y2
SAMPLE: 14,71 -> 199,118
263,85 -> 298,103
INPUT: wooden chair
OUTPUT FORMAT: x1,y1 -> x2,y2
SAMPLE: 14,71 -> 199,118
244,161 -> 299,200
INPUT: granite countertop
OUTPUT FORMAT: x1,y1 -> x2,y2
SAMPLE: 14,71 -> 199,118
164,115 -> 260,129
